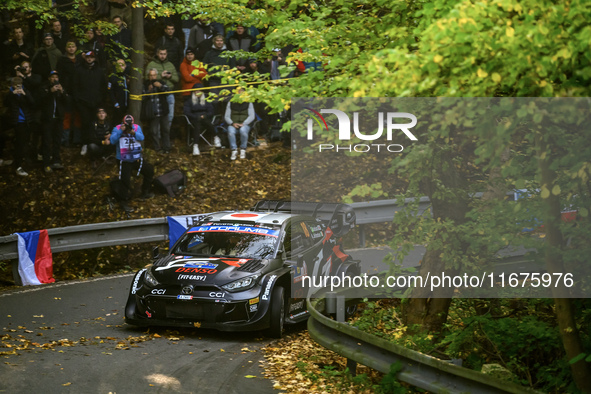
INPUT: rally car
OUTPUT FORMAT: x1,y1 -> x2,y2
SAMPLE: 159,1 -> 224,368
124,201 -> 359,337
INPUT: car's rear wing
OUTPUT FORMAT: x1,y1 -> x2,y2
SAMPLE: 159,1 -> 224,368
251,200 -> 356,237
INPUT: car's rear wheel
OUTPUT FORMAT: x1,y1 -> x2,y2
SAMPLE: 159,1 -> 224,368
266,286 -> 285,338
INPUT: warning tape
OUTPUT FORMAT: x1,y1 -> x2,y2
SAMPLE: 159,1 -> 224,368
129,77 -> 291,101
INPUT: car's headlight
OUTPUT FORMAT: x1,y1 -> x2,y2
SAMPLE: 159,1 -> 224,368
144,268 -> 159,287
222,275 -> 259,292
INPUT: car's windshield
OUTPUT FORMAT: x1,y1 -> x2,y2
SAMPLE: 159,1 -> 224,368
173,225 -> 279,259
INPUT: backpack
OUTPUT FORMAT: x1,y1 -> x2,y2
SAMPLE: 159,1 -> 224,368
153,170 -> 187,197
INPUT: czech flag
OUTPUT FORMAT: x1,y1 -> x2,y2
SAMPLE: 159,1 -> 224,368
16,230 -> 55,286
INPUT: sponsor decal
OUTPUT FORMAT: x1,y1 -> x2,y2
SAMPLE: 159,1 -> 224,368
151,289 -> 166,295
249,297 -> 259,305
178,274 -> 206,281
261,275 -> 277,300
250,304 -> 258,313
293,263 -> 308,283
175,267 -> 217,274
208,292 -> 225,298
145,311 -> 152,318
289,300 -> 305,313
188,225 -> 279,237
177,295 -> 193,300
300,222 -> 310,238
184,262 -> 218,269
310,225 -> 323,239
131,269 -> 146,294
222,258 -> 250,267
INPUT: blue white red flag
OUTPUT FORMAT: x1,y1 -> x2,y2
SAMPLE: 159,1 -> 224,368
16,229 -> 55,286
167,214 -> 211,248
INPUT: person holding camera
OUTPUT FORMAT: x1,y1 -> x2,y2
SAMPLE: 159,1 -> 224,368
107,115 -> 154,212
142,68 -> 171,153
145,48 -> 178,131
39,70 -> 68,173
6,77 -> 35,176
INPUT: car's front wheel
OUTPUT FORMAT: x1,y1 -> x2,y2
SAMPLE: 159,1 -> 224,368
265,286 -> 285,338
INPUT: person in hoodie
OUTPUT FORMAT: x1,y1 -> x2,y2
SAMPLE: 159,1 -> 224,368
153,23 -> 183,70
32,33 -> 62,79
145,47 -> 179,130
183,83 -> 216,156
73,50 -> 108,156
39,71 -> 68,173
179,48 -> 206,97
6,77 -> 35,176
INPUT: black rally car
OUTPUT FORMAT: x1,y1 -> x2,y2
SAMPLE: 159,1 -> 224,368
124,201 -> 359,337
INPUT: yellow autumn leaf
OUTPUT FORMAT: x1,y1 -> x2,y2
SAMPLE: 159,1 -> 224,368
491,73 -> 501,82
244,375 -> 257,378
541,186 -> 550,199
506,26 -> 515,37
552,185 -> 561,195
477,68 -> 488,78
433,54 -> 443,63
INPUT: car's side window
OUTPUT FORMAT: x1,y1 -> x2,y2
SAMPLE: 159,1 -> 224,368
284,220 -> 314,256
305,221 -> 324,243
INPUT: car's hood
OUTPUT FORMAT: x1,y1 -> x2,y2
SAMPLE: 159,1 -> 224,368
151,255 -> 264,285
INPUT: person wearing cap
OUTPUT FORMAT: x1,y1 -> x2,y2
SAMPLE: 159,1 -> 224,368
180,47 -> 206,97
107,114 -> 154,212
87,108 -> 112,160
74,50 -> 108,156
39,70 -> 68,173
32,32 -> 62,79
183,82 -> 216,155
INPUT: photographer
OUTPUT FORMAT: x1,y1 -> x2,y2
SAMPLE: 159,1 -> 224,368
142,68 -> 171,153
145,48 -> 178,130
6,77 -> 35,176
108,115 -> 154,212
39,70 -> 68,173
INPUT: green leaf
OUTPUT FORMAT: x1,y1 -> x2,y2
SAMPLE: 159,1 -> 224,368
569,353 -> 586,365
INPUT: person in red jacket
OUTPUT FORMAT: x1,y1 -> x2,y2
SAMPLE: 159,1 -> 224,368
179,48 -> 206,97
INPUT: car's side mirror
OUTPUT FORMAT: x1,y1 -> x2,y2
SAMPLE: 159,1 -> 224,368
152,246 -> 160,260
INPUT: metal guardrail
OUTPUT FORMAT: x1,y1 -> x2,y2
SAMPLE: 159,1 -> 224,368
306,294 -> 539,394
0,198 -> 429,263
0,218 -> 169,285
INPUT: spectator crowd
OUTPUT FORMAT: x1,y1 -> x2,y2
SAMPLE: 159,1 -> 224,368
0,2 -> 310,206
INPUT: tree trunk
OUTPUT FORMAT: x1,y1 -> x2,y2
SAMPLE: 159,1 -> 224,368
538,137 -> 591,393
403,148 -> 468,333
129,5 -> 144,123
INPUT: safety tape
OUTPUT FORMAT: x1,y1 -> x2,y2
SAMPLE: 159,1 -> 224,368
129,77 -> 291,101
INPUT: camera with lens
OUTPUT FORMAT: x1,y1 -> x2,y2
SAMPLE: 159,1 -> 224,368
15,66 -> 22,73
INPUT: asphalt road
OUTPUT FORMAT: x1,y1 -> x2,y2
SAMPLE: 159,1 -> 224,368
0,274 -> 282,394
0,246 -> 422,394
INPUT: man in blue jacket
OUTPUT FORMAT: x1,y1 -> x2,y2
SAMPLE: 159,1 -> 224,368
107,114 -> 154,212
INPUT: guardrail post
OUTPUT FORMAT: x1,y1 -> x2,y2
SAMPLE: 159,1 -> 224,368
358,225 -> 366,248
325,292 -> 336,314
336,295 -> 357,376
